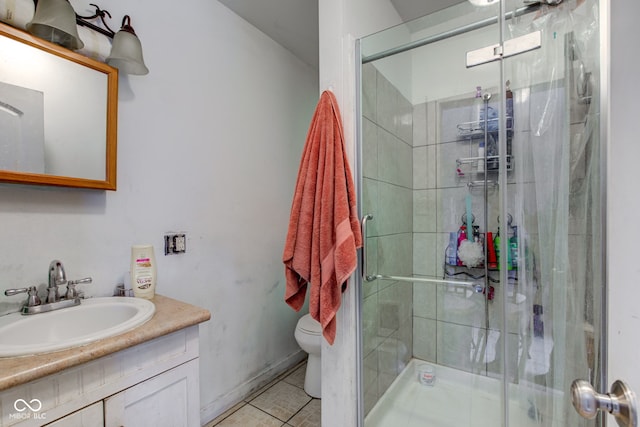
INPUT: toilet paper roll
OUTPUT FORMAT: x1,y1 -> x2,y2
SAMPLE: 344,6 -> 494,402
76,25 -> 113,62
0,0 -> 35,30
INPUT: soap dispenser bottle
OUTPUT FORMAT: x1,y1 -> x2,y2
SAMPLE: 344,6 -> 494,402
130,244 -> 157,299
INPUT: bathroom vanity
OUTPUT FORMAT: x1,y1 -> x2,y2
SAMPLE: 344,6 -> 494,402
0,295 -> 210,427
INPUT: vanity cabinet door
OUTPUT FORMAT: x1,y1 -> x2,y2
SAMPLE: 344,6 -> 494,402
45,402 -> 104,427
104,359 -> 199,427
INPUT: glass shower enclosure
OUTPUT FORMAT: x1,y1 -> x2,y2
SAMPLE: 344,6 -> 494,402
357,0 -> 604,426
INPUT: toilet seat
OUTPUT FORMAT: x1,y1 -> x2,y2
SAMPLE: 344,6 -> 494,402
297,314 -> 322,335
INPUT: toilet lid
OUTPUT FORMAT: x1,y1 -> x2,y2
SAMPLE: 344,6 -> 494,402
298,314 -> 322,335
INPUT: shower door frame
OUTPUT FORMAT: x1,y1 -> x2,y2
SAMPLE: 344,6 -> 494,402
354,1 -> 610,425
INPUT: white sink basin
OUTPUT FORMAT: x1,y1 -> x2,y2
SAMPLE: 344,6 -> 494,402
0,297 -> 155,357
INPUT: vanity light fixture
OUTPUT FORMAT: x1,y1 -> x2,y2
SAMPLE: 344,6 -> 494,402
26,0 -> 149,75
26,0 -> 84,50
104,16 -> 149,75
467,0 -> 499,5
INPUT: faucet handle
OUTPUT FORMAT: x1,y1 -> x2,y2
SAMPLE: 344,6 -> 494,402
5,287 -> 30,296
68,277 -> 92,286
26,287 -> 41,307
65,277 -> 92,299
4,286 -> 41,307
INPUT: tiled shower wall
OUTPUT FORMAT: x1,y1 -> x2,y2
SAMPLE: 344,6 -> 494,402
361,63 -> 414,415
360,64 -> 514,414
412,93 -> 511,378
409,80 -> 595,383
362,59 -> 596,414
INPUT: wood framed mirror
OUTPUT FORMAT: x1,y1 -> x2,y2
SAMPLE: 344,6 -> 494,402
0,22 -> 118,190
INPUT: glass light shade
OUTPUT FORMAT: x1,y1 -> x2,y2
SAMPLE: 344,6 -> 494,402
468,0 -> 499,6
106,24 -> 149,75
26,0 -> 84,50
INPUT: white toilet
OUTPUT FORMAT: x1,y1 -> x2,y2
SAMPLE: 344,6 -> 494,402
294,313 -> 322,398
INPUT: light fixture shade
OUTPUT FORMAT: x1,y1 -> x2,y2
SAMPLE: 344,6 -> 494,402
106,17 -> 149,75
26,0 -> 84,50
468,0 -> 499,6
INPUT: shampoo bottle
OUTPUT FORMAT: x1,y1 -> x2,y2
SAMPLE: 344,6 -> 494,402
510,226 -> 519,269
130,245 -> 157,299
446,232 -> 458,265
486,231 -> 497,269
494,228 -> 502,270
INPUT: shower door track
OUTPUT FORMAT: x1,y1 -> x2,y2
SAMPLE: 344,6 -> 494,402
361,3 -> 540,64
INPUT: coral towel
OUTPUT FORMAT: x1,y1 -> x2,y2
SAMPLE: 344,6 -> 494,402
283,90 -> 362,345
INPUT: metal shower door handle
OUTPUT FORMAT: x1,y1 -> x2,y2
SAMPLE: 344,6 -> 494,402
571,379 -> 638,427
361,214 -> 376,282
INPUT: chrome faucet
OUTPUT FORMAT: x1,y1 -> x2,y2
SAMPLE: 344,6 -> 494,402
4,260 -> 92,315
47,260 -> 67,303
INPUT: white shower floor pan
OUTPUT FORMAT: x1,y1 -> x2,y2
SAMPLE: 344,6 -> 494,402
365,359 -> 565,427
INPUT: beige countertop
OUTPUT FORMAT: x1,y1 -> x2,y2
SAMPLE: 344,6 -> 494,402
0,294 -> 211,392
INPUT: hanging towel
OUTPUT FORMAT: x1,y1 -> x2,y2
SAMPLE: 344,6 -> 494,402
283,90 -> 362,345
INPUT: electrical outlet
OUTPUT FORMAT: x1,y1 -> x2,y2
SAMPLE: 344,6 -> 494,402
174,234 -> 186,252
164,233 -> 186,255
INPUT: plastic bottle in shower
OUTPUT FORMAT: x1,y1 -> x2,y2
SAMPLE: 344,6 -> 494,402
446,232 -> 458,265
486,231 -> 498,269
493,228 -> 511,271
510,225 -> 519,269
472,86 -> 483,131
533,304 -> 544,338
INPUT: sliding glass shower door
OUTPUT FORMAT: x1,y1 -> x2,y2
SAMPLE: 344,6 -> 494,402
357,1 -> 603,426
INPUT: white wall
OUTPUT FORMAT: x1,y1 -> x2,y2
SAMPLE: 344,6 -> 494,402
0,0 -> 318,424
608,0 -> 640,398
318,1 -> 402,425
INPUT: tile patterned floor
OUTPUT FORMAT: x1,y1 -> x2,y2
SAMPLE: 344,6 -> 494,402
205,361 -> 321,427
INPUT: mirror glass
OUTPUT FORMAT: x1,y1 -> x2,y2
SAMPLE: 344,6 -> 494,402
0,22 -> 117,190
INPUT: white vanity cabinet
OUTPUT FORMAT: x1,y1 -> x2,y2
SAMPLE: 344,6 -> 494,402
45,402 -> 104,427
103,359 -> 199,427
0,325 -> 202,427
